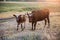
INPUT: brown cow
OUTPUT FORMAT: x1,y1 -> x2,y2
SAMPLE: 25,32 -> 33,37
27,8 -> 50,30
13,14 -> 26,31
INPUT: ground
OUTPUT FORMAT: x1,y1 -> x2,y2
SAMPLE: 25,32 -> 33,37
0,12 -> 60,40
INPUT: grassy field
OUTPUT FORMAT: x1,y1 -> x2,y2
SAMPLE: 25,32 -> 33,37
0,2 -> 39,13
0,12 -> 60,40
0,2 -> 60,13
0,2 -> 60,40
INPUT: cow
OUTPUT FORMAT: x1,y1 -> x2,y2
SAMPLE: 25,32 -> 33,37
27,8 -> 50,30
13,13 -> 26,31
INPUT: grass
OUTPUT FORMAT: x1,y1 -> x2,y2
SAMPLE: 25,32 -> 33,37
0,20 -> 7,23
0,3 -> 39,13
3,34 -> 41,40
0,2 -> 60,13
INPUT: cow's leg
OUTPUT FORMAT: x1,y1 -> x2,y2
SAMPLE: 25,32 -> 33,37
34,22 -> 37,30
47,17 -> 50,28
44,19 -> 47,28
17,23 -> 19,31
32,22 -> 34,30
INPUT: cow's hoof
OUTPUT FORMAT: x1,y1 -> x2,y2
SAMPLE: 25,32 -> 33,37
33,29 -> 35,31
17,29 -> 18,31
30,29 -> 35,31
32,29 -> 34,30
30,29 -> 33,31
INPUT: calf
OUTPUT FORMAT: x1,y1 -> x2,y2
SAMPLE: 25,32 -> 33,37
13,14 -> 26,31
27,8 -> 50,30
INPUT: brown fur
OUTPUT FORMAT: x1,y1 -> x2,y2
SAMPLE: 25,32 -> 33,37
13,14 -> 26,31
27,8 -> 50,30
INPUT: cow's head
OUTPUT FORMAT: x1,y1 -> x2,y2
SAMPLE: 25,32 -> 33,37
27,12 -> 33,22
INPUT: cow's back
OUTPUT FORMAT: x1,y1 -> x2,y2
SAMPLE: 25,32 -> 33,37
32,9 -> 49,21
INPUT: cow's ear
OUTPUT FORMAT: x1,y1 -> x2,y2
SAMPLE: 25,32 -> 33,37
27,12 -> 29,15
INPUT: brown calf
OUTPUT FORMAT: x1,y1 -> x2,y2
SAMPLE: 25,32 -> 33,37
13,14 -> 26,31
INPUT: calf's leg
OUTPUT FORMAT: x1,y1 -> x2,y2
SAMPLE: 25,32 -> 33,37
17,23 -> 19,31
21,23 -> 24,31
21,23 -> 25,31
24,22 -> 25,29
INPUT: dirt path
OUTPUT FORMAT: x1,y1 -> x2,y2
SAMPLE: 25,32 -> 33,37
0,12 -> 60,40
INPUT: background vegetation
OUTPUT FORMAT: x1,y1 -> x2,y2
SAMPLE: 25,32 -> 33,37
0,2 -> 60,13
0,3 -> 39,13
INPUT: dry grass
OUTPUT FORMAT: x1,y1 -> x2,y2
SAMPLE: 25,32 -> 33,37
0,12 -> 60,40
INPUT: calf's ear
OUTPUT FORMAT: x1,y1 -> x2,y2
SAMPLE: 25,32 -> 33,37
13,14 -> 16,17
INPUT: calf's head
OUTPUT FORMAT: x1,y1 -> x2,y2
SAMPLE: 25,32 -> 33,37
13,14 -> 26,23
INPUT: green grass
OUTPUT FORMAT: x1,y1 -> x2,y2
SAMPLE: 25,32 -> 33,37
0,2 -> 60,13
0,3 -> 39,13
